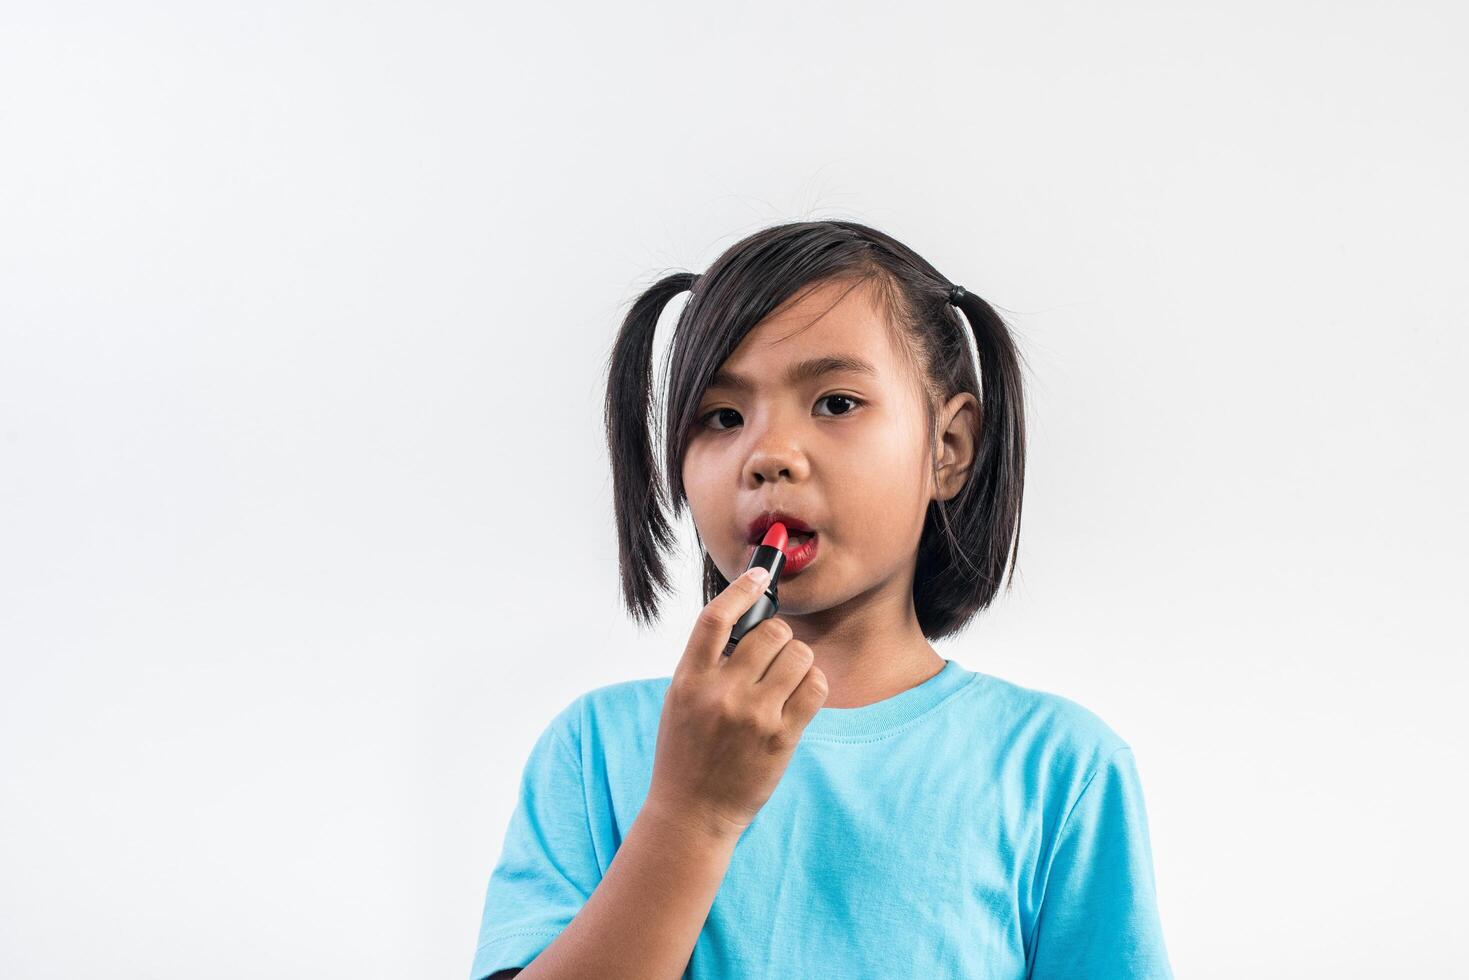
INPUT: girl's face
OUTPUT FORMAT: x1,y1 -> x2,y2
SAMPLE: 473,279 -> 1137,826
682,278 -> 941,615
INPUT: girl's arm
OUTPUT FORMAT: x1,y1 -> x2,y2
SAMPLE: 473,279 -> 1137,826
476,570 -> 822,979
1027,745 -> 1173,978
504,799 -> 741,980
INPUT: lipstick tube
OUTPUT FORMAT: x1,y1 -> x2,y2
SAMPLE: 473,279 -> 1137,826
723,525 -> 787,657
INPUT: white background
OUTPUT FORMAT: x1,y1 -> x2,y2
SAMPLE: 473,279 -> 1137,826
3,2 -> 1465,977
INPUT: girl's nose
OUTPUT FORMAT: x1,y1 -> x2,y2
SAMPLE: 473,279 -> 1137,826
749,457 -> 798,485
743,422 -> 810,486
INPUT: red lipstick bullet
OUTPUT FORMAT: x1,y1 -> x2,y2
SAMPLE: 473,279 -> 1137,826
723,522 -> 787,657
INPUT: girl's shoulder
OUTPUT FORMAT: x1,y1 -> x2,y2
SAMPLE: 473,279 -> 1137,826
574,673 -> 674,715
536,674 -> 674,750
964,668 -> 1133,770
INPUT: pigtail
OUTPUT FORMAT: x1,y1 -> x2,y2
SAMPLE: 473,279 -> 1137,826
948,287 -> 1027,599
603,272 -> 698,627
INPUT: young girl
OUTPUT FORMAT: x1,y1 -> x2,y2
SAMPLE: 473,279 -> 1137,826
470,220 -> 1173,979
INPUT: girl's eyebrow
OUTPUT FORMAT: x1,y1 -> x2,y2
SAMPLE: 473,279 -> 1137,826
708,354 -> 878,393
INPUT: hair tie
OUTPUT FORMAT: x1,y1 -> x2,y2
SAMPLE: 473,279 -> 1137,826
948,284 -> 966,305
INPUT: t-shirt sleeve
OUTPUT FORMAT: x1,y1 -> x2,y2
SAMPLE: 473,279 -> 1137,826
469,704 -> 602,980
1026,744 -> 1174,980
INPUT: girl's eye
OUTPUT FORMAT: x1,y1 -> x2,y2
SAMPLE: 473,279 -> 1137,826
815,394 -> 862,417
698,395 -> 864,431
700,407 -> 743,431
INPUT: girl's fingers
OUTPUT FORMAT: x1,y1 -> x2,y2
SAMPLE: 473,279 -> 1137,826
780,665 -> 828,732
681,566 -> 772,671
723,617 -> 793,687
753,637 -> 813,696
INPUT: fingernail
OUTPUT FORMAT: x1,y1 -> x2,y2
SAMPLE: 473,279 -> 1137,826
748,567 -> 771,586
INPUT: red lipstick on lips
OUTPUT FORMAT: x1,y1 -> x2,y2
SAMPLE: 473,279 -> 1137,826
723,522 -> 788,657
745,512 -> 819,577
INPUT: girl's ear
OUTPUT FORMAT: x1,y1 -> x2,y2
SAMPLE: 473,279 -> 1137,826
932,391 -> 980,502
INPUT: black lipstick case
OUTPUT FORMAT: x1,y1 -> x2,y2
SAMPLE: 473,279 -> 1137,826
723,541 -> 787,657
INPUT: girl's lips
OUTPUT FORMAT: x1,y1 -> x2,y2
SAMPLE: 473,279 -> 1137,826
747,531 -> 819,577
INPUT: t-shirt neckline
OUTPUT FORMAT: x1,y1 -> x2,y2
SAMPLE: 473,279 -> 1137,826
801,658 -> 977,739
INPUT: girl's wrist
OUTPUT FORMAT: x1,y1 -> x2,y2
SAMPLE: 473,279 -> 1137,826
638,794 -> 747,850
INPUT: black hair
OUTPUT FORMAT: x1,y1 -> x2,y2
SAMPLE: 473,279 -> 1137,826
602,219 -> 1028,640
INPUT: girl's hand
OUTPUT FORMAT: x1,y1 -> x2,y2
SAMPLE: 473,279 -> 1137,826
644,567 -> 828,842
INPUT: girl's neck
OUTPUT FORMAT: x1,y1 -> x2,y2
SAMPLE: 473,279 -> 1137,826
779,576 -> 947,710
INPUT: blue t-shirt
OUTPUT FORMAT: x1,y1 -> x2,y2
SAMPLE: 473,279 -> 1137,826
470,659 -> 1173,979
